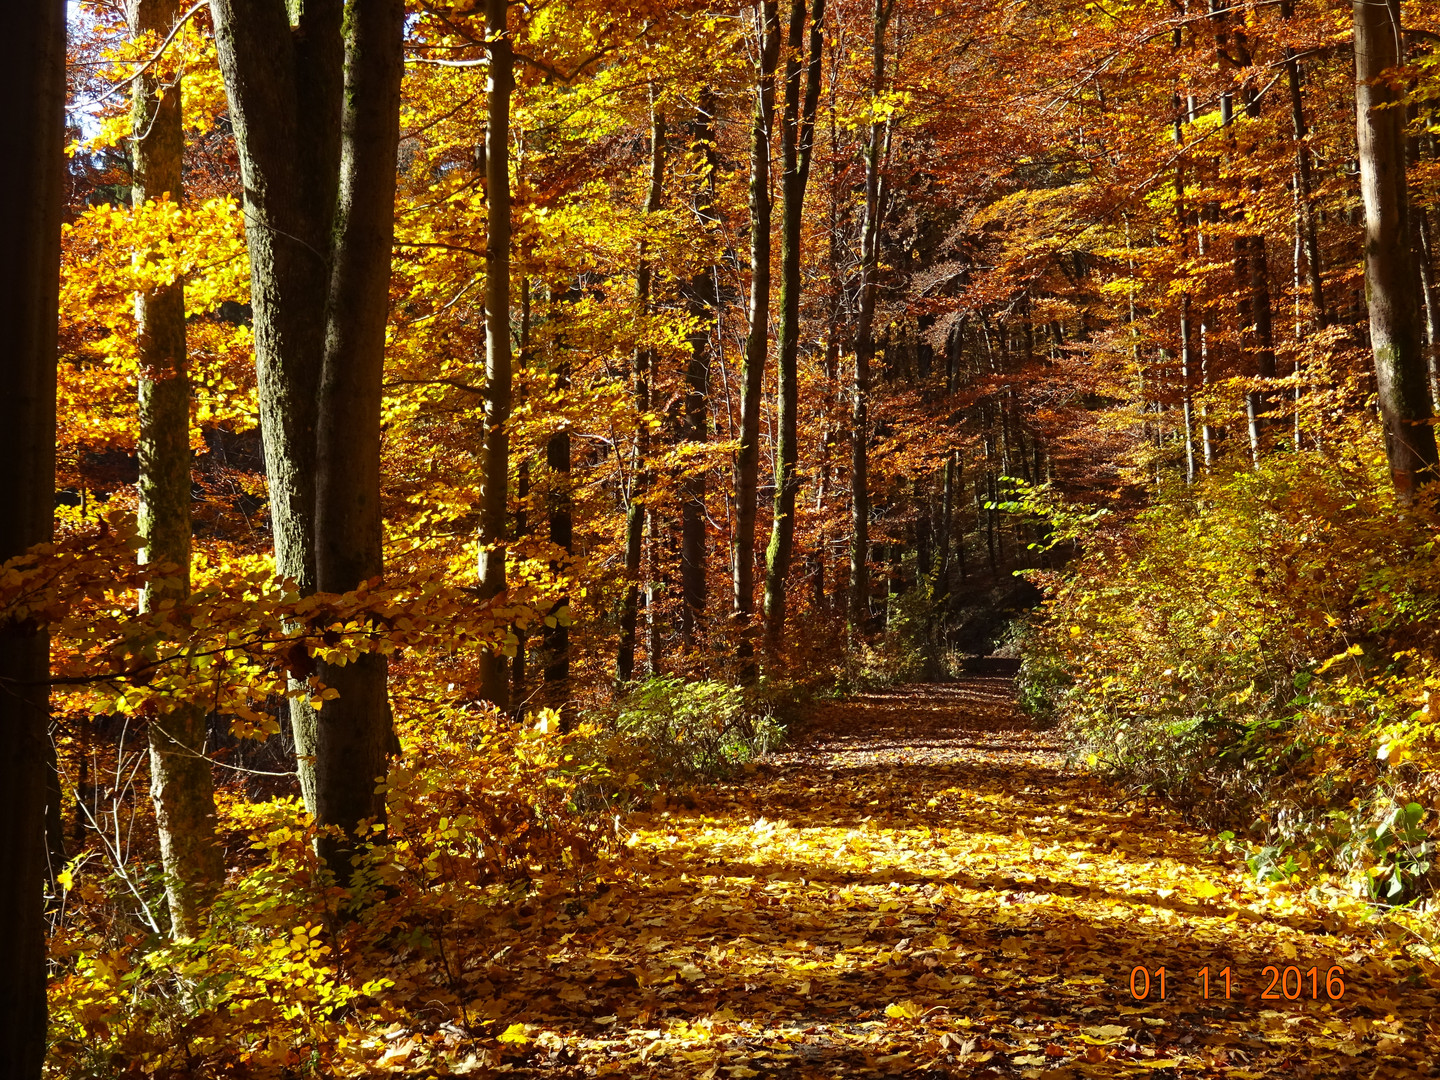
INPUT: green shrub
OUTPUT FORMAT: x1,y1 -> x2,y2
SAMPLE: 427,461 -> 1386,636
1020,427 -> 1440,904
599,676 -> 785,789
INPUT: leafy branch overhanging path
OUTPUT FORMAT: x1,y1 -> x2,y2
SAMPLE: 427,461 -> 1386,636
393,671 -> 1440,1077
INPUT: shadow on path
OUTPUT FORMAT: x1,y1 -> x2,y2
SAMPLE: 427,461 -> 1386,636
428,676 -> 1440,1078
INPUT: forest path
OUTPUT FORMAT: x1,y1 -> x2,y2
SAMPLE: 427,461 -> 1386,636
434,673 -> 1439,1078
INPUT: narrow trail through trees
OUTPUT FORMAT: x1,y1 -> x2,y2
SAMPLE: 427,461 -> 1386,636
409,672 -> 1439,1077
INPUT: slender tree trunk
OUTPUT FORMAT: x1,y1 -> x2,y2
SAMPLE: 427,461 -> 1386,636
511,280 -> 531,714
477,0 -> 515,705
130,0 -> 221,937
734,0 -> 781,672
1417,209 -> 1440,409
543,385 -> 571,708
0,2 -> 64,1072
681,92 -> 718,650
1283,23 -> 1328,327
1354,0 -> 1439,499
512,454 -> 528,709
935,451 -> 954,608
849,0 -> 894,635
1241,234 -> 1277,465
1173,99 -> 1197,484
619,105 -> 665,681
763,0 -> 825,652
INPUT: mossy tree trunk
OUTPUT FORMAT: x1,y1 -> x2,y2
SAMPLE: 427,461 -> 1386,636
129,0 -> 222,938
734,1 -> 780,675
210,0 -> 405,877
763,0 -> 825,653
1353,0 -> 1439,500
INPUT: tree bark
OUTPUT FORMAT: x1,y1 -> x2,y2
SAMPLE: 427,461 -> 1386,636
849,0 -> 894,635
734,0 -> 780,671
311,0 -> 405,873
763,0 -> 825,652
619,105 -> 665,682
511,280 -> 531,713
211,0 -> 339,822
477,0 -> 515,707
130,0 -> 222,938
1353,0 -> 1439,499
210,0 -> 404,874
1283,18 -> 1328,327
681,91 -> 718,651
0,2 -> 64,1072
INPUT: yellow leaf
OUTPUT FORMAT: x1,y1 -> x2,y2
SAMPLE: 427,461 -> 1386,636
497,1023 -> 530,1046
1190,880 -> 1224,899
884,1000 -> 925,1019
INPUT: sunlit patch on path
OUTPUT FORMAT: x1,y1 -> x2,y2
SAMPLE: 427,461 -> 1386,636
394,673 -> 1440,1077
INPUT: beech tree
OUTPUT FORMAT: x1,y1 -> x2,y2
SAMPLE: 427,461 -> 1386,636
1353,0 -> 1438,499
849,0 -> 894,634
734,1 -> 781,669
0,3 -> 64,1074
129,0 -> 222,940
763,0 -> 825,652
209,0 -> 405,872
477,0 -> 515,710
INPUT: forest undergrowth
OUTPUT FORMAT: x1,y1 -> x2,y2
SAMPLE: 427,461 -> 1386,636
44,671 -> 1440,1078
1017,426 -> 1440,943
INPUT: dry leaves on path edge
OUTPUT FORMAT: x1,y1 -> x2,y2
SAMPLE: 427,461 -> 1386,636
370,676 -> 1440,1078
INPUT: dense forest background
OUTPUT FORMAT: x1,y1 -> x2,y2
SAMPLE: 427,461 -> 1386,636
5,0 -> 1440,1074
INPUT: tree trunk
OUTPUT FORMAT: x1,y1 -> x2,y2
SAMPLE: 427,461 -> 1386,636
1284,29 -> 1328,327
763,0 -> 825,653
0,2 -> 64,1072
619,105 -> 665,682
311,0 -> 405,873
1416,209 -> 1440,409
511,280 -> 531,714
1353,0 -> 1439,499
681,92 -> 718,651
734,0 -> 780,671
1240,234 -> 1277,465
849,0 -> 894,635
130,0 -> 222,938
210,0 -> 404,875
543,410 -> 572,707
477,0 -> 515,706
210,0 -> 340,820
935,451 -> 955,608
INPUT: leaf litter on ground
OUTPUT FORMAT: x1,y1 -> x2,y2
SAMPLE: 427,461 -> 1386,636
363,671 -> 1440,1078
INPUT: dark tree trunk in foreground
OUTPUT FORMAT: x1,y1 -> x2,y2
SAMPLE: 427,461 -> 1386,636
734,0 -> 780,672
850,0 -> 894,634
763,0 -> 825,652
130,0 -> 222,938
1353,0 -> 1438,499
0,2 -> 64,1073
210,0 -> 405,875
477,0 -> 515,709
